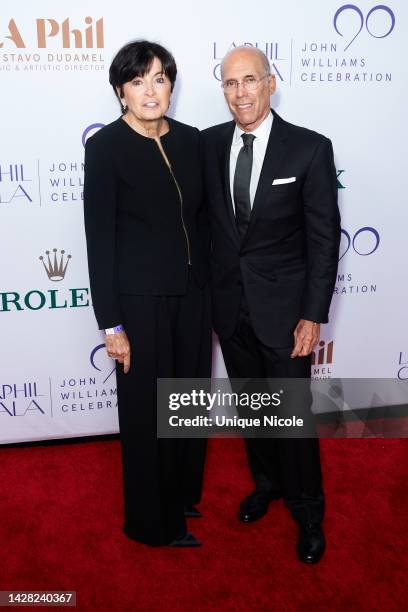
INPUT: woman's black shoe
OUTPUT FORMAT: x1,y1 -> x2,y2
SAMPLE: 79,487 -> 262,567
169,532 -> 202,547
184,505 -> 202,518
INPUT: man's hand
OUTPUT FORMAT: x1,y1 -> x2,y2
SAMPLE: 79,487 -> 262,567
105,330 -> 131,373
291,319 -> 320,358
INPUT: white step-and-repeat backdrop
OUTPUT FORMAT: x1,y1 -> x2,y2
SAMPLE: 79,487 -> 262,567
0,0 -> 406,443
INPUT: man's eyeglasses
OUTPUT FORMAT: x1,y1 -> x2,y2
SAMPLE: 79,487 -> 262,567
221,74 -> 270,94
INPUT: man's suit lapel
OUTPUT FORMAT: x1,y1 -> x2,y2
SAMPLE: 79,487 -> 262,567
217,111 -> 290,248
217,121 -> 240,245
244,111 -> 290,242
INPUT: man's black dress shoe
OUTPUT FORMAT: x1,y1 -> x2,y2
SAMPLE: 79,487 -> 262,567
184,505 -> 202,518
238,490 -> 281,523
168,532 -> 202,547
296,523 -> 325,563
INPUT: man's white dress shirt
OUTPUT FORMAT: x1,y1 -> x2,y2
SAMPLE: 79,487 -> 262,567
229,111 -> 273,212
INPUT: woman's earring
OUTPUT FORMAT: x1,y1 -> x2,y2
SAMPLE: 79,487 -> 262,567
122,102 -> 127,113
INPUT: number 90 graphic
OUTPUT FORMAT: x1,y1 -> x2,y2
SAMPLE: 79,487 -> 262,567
340,227 -> 380,261
334,4 -> 396,51
82,123 -> 105,147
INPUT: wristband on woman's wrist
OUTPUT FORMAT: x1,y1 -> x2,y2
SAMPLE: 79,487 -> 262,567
105,324 -> 124,335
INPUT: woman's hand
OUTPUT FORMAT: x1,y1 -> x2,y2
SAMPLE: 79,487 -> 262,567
105,331 -> 131,373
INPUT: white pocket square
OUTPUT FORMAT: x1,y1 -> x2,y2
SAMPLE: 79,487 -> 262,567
272,177 -> 296,185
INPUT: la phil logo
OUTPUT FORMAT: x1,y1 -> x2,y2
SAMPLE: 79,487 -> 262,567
212,41 -> 287,82
0,382 -> 46,417
0,17 -> 104,49
0,163 -> 33,205
333,5 -> 395,51
397,353 -> 408,380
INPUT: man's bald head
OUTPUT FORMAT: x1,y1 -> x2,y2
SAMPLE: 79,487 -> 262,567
220,45 -> 276,132
221,46 -> 271,80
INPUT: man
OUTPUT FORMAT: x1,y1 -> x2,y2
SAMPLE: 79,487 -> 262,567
201,46 -> 341,563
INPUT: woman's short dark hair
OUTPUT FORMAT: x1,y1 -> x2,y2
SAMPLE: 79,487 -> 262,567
109,40 -> 177,109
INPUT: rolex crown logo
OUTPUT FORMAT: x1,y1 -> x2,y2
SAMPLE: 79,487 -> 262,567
39,248 -> 71,282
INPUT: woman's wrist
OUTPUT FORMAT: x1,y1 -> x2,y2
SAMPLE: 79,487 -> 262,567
105,324 -> 124,335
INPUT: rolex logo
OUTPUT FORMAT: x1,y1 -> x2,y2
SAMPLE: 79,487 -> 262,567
39,248 -> 71,281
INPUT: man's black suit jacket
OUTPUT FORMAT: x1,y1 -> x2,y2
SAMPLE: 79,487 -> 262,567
201,110 -> 341,348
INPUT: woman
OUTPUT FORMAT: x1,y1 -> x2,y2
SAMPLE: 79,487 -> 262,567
83,41 -> 211,547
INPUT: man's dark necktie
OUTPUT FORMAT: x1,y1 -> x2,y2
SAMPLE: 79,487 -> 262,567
233,133 -> 255,240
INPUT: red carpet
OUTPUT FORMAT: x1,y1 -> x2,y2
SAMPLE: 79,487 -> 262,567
0,437 -> 407,611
